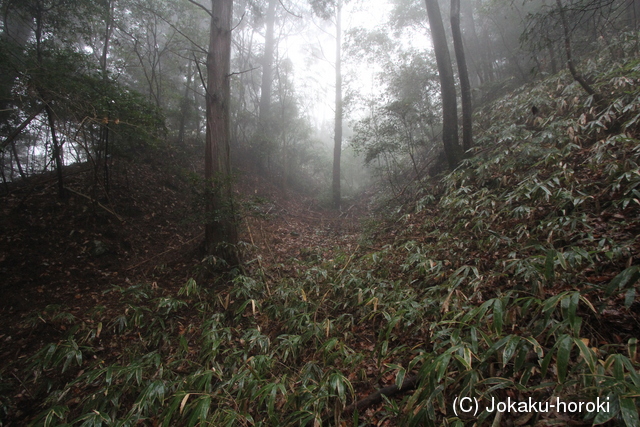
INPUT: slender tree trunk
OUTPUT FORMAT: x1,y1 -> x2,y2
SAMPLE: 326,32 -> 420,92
178,59 -> 193,144
424,0 -> 463,169
460,0 -> 482,86
204,0 -> 238,263
10,140 -> 25,179
34,2 -> 65,197
103,116 -> 110,193
556,0 -> 602,103
450,0 -> 473,152
481,28 -> 495,83
45,105 -> 65,198
257,0 -> 277,170
99,0 -> 114,192
100,0 -> 114,77
332,1 -> 343,209
1,150 -> 8,192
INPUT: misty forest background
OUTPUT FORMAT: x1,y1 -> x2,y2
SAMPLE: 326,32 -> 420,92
2,0 -> 640,425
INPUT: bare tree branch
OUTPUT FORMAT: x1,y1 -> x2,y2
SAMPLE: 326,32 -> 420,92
232,11 -> 246,31
186,0 -> 212,18
278,0 -> 302,19
228,66 -> 260,77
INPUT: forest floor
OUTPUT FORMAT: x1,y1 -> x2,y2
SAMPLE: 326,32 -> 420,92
3,45 -> 640,425
0,150 -> 369,422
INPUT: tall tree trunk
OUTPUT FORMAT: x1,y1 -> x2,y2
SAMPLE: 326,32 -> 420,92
99,0 -> 114,192
204,0 -> 238,263
460,0 -> 482,86
332,0 -> 343,209
34,2 -> 65,197
450,0 -> 473,152
257,0 -> 277,170
424,0 -> 463,169
45,105 -> 65,198
178,59 -> 193,144
10,140 -> 25,179
100,0 -> 114,77
556,0 -> 602,103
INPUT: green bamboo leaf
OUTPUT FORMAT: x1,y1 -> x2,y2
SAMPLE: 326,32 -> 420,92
613,355 -> 625,381
542,291 -> 567,316
523,336 -> 544,360
624,288 -> 636,309
556,335 -> 573,383
470,326 -> 479,353
605,266 -> 640,296
395,366 -> 406,389
187,395 -> 211,427
557,251 -> 568,270
545,249 -> 556,281
592,394 -> 617,424
619,397 -> 639,427
621,356 -> 640,387
573,337 -> 596,374
435,353 -> 452,383
540,346 -> 555,379
461,346 -> 472,369
514,346 -> 528,372
485,335 -> 510,361
502,335 -> 520,369
493,299 -> 503,335
42,406 -> 69,427
565,292 -> 581,335
579,295 -> 597,314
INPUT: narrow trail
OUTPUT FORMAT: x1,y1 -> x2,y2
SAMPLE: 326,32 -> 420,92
237,172 -> 370,279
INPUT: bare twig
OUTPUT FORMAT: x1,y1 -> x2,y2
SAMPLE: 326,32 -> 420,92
232,11 -> 246,31
228,66 -> 260,77
1,105 -> 45,152
186,0 -> 212,17
278,0 -> 302,18
65,187 -> 124,223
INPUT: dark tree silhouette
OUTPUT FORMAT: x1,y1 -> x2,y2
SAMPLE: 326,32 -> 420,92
424,0 -> 463,169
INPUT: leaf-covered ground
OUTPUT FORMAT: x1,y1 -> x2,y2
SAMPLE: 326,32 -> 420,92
2,33 -> 640,426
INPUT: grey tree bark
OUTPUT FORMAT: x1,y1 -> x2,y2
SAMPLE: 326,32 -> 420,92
450,0 -> 473,152
256,0 -> 277,170
204,0 -> 238,264
332,0 -> 343,209
424,0 -> 463,169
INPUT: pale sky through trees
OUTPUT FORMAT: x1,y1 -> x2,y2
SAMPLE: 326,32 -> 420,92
279,0 -> 399,136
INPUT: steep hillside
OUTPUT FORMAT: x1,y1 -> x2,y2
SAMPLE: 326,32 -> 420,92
2,35 -> 640,426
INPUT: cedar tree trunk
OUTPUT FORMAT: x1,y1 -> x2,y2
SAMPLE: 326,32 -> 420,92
450,0 -> 473,152
332,0 -> 343,209
204,0 -> 238,263
424,0 -> 463,169
257,0 -> 277,168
